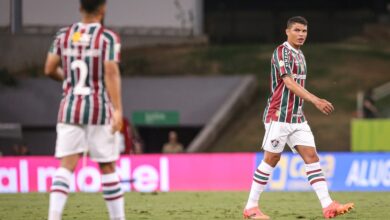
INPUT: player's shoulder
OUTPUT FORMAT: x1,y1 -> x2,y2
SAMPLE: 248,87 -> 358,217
273,43 -> 290,55
279,43 -> 291,52
54,26 -> 70,38
102,28 -> 120,41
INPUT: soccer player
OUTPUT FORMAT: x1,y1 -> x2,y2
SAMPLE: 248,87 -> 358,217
44,0 -> 125,219
243,16 -> 354,219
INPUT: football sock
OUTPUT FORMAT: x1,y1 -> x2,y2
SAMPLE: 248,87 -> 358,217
305,162 -> 333,208
101,173 -> 125,220
48,167 -> 72,220
245,160 -> 274,209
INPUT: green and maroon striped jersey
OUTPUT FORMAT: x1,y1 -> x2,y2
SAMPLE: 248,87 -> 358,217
49,22 -> 121,125
263,42 -> 307,123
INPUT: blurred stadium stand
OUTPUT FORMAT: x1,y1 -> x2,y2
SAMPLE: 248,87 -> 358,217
0,0 -> 389,154
0,33 -> 207,72
204,0 -> 389,43
353,81 -> 390,152
0,76 -> 257,155
0,0 -> 207,72
0,123 -> 22,155
1,0 -> 390,71
357,81 -> 390,118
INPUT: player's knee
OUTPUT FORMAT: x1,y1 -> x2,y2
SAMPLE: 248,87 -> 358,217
99,162 -> 116,174
264,152 -> 281,167
303,152 -> 319,164
60,155 -> 80,172
60,163 -> 77,172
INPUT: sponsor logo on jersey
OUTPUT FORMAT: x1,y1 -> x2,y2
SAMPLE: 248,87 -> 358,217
63,48 -> 100,57
283,49 -> 289,65
72,32 -> 91,46
291,74 -> 307,79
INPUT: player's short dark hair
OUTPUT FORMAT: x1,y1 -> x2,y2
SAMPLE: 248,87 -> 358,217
287,16 -> 308,28
80,0 -> 106,13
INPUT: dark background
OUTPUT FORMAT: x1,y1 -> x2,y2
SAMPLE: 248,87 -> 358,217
204,0 -> 388,43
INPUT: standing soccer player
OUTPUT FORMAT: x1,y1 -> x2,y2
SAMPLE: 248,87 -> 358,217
243,16 -> 354,219
44,0 -> 125,219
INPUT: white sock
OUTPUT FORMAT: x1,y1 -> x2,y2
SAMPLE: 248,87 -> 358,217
305,162 -> 333,208
48,167 -> 72,220
102,173 -> 125,220
245,160 -> 274,209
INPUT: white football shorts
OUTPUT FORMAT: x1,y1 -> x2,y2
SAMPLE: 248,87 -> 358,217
55,123 -> 119,162
262,121 -> 316,153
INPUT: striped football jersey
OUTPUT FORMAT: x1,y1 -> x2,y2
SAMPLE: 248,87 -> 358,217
49,22 -> 121,125
263,42 -> 307,123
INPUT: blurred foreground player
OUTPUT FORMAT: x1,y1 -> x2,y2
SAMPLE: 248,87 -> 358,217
44,0 -> 125,219
243,16 -> 354,219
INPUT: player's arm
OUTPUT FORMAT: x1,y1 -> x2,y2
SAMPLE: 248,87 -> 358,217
104,61 -> 123,132
44,53 -> 64,81
282,75 -> 334,115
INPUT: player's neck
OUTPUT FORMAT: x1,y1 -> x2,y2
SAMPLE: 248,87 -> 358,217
287,40 -> 300,50
81,14 -> 102,24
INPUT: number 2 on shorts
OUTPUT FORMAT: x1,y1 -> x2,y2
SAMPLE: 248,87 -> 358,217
71,60 -> 91,95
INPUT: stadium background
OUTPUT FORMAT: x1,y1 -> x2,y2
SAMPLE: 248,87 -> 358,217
1,0 -> 390,219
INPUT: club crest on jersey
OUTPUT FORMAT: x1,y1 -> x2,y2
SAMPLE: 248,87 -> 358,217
72,32 -> 91,46
278,60 -> 284,67
271,139 -> 280,148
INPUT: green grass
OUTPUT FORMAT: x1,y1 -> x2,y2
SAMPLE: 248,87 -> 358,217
0,191 -> 388,219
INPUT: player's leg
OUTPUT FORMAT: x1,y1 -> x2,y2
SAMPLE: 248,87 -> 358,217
245,150 -> 280,211
295,145 -> 353,218
49,154 -> 80,220
49,123 -> 85,220
244,122 -> 287,219
100,167 -> 125,220
289,122 -> 332,208
244,150 -> 279,219
99,162 -> 125,220
295,145 -> 333,208
291,122 -> 353,218
88,125 -> 125,220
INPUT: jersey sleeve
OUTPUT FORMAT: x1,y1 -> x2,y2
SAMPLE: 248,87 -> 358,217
274,47 -> 292,77
103,30 -> 121,63
48,28 -> 66,56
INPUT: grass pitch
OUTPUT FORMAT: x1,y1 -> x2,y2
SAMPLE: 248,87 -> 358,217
0,191 -> 387,219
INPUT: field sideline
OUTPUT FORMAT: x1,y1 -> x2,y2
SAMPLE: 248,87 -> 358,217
0,191 -> 388,219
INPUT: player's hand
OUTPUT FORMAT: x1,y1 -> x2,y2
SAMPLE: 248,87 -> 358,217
111,110 -> 123,133
314,98 -> 334,115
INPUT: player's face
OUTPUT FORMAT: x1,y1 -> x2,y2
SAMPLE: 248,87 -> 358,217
286,23 -> 307,49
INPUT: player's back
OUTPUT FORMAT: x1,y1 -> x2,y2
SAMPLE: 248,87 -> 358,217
50,22 -> 121,125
